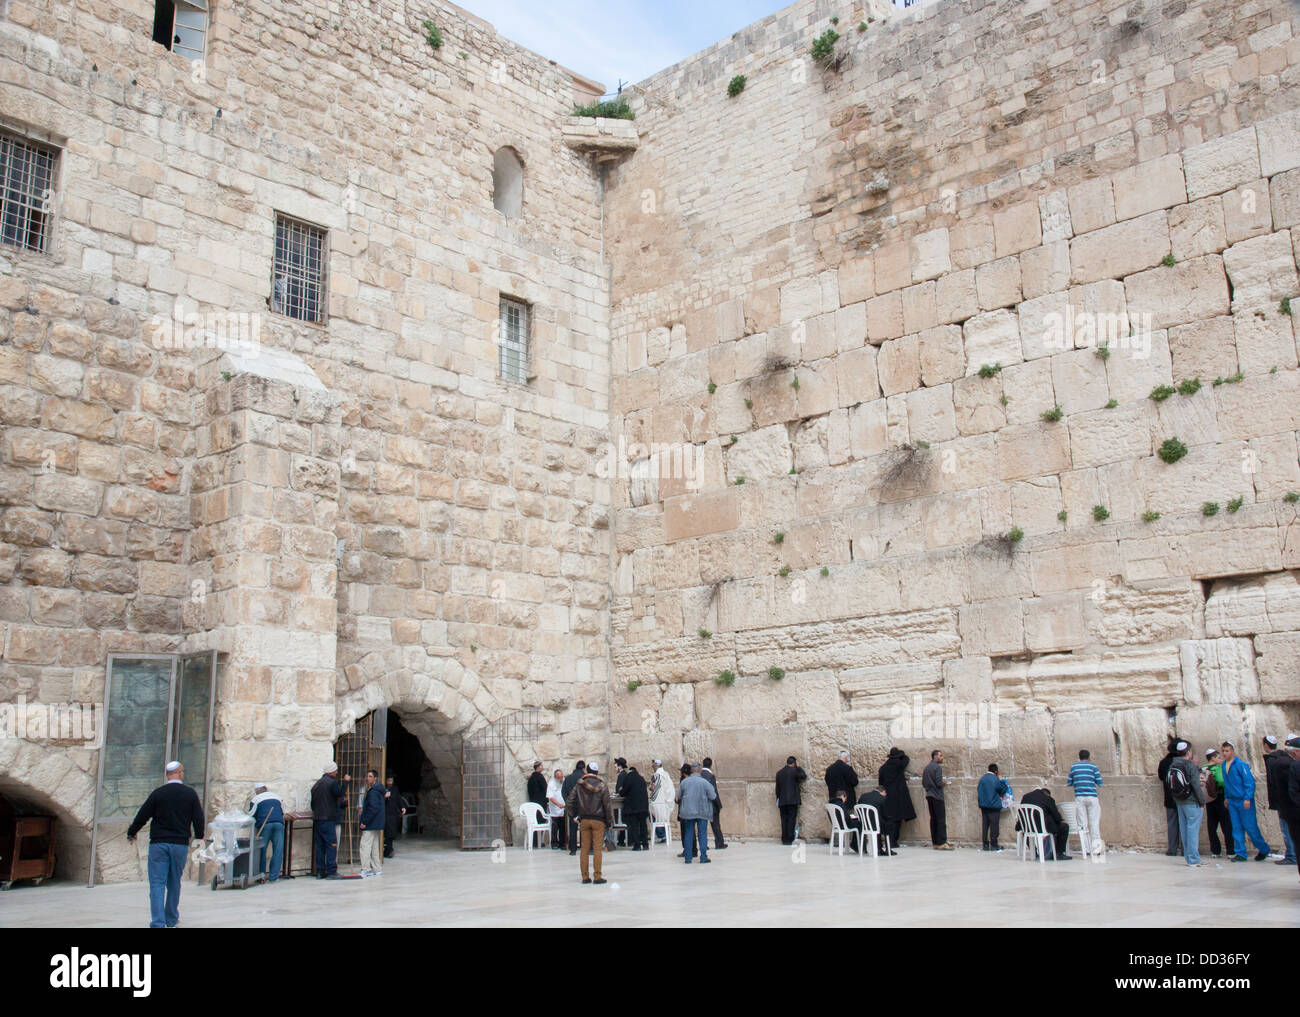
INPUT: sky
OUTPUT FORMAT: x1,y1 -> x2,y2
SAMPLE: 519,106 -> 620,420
457,0 -> 792,95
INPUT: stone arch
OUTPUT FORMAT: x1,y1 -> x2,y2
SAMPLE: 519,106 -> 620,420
492,146 -> 525,218
0,737 -> 102,883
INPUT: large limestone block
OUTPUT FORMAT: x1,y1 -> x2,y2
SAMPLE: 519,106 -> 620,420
839,661 -> 943,714
952,374 -> 1006,435
1180,637 -> 1259,705
1123,256 -> 1230,330
612,635 -> 737,686
663,490 -> 738,542
878,334 -> 921,395
1038,190 -> 1073,243
1067,402 -> 1152,469
1010,476 -> 1063,536
920,493 -> 982,553
1168,196 -> 1228,261
963,309 -> 1023,375
865,291 -> 905,344
1270,168 -> 1300,230
1183,127 -> 1261,201
1254,632 -> 1300,702
1222,231 -> 1297,311
910,227 -> 951,282
997,708 -> 1053,774
1114,708 -> 1174,775
1029,540 -> 1122,595
994,201 -> 1042,259
995,648 -> 1181,710
1001,359 -> 1056,424
918,324 -> 964,386
995,422 -> 1071,482
950,219 -> 994,270
1067,177 -> 1116,236
943,655 -> 993,703
1020,241 -> 1071,300
682,726 -> 805,782
1255,108 -> 1300,177
781,271 -> 838,324
839,257 -> 874,305
1135,443 -> 1250,517
1222,180 -> 1273,244
975,256 -> 1022,310
1104,329 -> 1172,405
1023,592 -> 1086,653
1168,317 -> 1239,384
1051,348 -> 1110,414
1233,307 -> 1298,375
1017,290 -> 1068,361
725,423 -> 792,482
906,384 -> 957,445
733,610 -> 959,676
1249,432 -> 1300,501
902,283 -> 939,340
935,269 -> 978,324
1085,577 -> 1202,647
959,597 -> 1024,656
1053,710 -> 1116,772
834,343 -> 880,408
1113,154 -> 1187,221
1172,706 -> 1247,761
1214,372 -> 1300,441
694,670 -> 840,729
1069,211 -> 1170,285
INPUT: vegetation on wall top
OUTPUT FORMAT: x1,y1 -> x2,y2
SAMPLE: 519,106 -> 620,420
573,98 -> 635,120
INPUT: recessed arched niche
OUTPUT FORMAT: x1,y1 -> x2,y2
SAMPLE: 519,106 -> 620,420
492,146 -> 524,218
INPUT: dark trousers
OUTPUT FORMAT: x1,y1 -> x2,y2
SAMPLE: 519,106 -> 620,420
314,820 -> 338,876
550,814 -> 566,849
1044,824 -> 1070,858
779,804 -> 798,844
568,815 -> 579,853
1206,797 -> 1233,856
927,798 -> 947,845
711,806 -> 725,848
1165,807 -> 1181,854
882,817 -> 901,851
981,807 -> 1002,849
625,812 -> 648,848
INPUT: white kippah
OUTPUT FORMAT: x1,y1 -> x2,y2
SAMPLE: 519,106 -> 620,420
165,760 -> 182,771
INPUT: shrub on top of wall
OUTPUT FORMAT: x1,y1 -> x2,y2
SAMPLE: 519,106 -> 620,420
573,98 -> 635,120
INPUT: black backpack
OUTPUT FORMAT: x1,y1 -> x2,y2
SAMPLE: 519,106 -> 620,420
1167,762 -> 1193,801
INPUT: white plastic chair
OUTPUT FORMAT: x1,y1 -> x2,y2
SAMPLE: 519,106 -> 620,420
519,803 -> 550,851
825,804 -> 855,855
1057,801 -> 1086,856
1016,804 -> 1051,863
853,803 -> 888,858
650,814 -> 672,849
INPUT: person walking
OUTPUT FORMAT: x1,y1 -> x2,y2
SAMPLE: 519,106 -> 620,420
310,762 -> 349,879
561,760 -> 586,856
1201,748 -> 1234,858
247,782 -> 285,882
1167,740 -> 1206,867
825,750 -> 859,803
1157,741 -> 1182,856
1066,749 -> 1103,857
701,757 -> 727,850
358,769 -> 386,877
1221,741 -> 1275,862
649,759 -> 674,844
921,749 -> 952,850
878,747 -> 915,849
383,774 -> 405,859
622,764 -> 650,850
675,763 -> 718,864
546,767 -> 567,850
775,756 -> 807,845
977,763 -> 1009,852
527,761 -> 548,849
127,761 -> 205,929
1263,735 -> 1297,866
566,763 -> 613,884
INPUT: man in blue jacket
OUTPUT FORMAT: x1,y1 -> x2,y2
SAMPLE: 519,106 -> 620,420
977,763 -> 1010,853
359,769 -> 387,877
248,782 -> 285,883
1220,741 -> 1274,862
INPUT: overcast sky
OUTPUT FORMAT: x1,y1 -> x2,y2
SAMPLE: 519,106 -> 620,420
458,0 -> 790,94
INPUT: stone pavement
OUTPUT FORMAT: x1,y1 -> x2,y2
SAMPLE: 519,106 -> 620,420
1,839 -> 1296,927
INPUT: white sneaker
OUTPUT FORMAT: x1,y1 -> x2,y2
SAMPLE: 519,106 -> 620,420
1268,853 -> 1285,860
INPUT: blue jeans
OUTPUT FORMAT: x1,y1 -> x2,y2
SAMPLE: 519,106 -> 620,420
1176,803 -> 1203,865
148,842 -> 189,928
259,822 -> 284,881
683,818 -> 709,862
314,820 -> 338,875
1226,800 -> 1271,858
1279,815 -> 1296,862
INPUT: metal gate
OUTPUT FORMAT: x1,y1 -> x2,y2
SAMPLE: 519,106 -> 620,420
460,710 -> 538,849
334,711 -> 386,872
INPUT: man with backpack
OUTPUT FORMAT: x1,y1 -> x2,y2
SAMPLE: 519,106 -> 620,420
1167,740 -> 1206,867
1263,735 -> 1297,866
1201,748 -> 1234,858
1221,741 -> 1275,862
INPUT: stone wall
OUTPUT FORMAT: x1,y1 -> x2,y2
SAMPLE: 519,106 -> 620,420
603,0 -> 1300,846
0,0 -> 614,879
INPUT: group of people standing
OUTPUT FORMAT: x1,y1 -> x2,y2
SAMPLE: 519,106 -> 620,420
1158,735 -> 1300,874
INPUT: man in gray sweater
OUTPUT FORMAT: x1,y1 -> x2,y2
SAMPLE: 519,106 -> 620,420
1169,740 -> 1207,867
921,749 -> 952,850
675,763 -> 718,864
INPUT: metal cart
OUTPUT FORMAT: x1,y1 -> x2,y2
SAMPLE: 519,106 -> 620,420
206,814 -> 260,890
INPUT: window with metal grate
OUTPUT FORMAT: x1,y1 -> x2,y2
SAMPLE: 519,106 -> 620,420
271,213 -> 328,324
0,130 -> 59,255
499,297 -> 530,384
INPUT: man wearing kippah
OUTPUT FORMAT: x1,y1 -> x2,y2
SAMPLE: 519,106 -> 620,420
127,761 -> 205,928
1262,735 -> 1296,866
1220,741 -> 1275,862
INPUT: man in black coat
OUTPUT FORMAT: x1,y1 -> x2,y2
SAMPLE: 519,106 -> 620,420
613,758 -> 629,846
775,757 -> 807,845
1263,736 -> 1296,865
527,761 -> 548,849
701,757 -> 727,849
1281,736 -> 1300,882
383,774 -> 405,858
1018,787 -> 1072,860
825,751 -> 859,803
855,787 -> 895,855
620,765 -> 650,849
1158,743 -> 1181,855
877,747 -> 916,847
561,760 -> 586,856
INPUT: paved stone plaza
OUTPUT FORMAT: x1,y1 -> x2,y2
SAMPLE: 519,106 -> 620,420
2,839 -> 1296,928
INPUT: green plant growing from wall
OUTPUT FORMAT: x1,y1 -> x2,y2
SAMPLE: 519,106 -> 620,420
1286,492 -> 1300,503
221,370 -> 232,381
1058,510 -> 1068,523
735,476 -> 746,485
790,375 -> 800,390
810,28 -> 840,65
768,667 -> 786,681
1177,377 -> 1202,396
1092,505 -> 1110,522
1202,501 -> 1220,517
1000,395 -> 1010,406
730,434 -> 740,444
978,362 -> 1002,378
715,670 -> 736,687
1095,345 -> 1110,361
422,20 -> 443,50
744,397 -> 753,409
727,75 -> 747,97
1213,371 -> 1244,386
1142,510 -> 1161,522
707,381 -> 716,394
819,566 -> 829,577
858,20 -> 868,31
1158,438 -> 1188,464
1281,296 -> 1292,316
1226,495 -> 1244,513
1149,385 -> 1176,402
1041,405 -> 1063,422
698,628 -> 712,639
1006,527 -> 1024,543
773,531 -> 785,544
778,566 -> 790,577
1161,253 -> 1176,267
626,679 -> 643,693
1105,399 -> 1118,408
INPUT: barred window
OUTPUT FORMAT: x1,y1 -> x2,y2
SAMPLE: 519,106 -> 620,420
499,297 -> 529,384
271,214 -> 328,324
0,130 -> 59,254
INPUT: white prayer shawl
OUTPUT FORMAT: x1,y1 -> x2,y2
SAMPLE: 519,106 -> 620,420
650,767 -> 674,822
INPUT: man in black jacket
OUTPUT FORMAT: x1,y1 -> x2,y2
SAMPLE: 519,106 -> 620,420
621,765 -> 650,849
310,762 -> 349,878
613,758 -> 628,846
1281,736 -> 1300,882
561,760 -> 586,856
878,747 -> 916,848
825,751 -> 859,803
1158,742 -> 1181,855
383,774 -> 405,858
775,757 -> 806,845
127,760 -> 205,928
1263,736 -> 1296,865
856,786 -> 895,855
527,761 -> 548,848
701,757 -> 727,849
1018,787 -> 1072,860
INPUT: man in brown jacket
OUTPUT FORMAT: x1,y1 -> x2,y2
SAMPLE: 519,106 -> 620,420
566,763 -> 615,884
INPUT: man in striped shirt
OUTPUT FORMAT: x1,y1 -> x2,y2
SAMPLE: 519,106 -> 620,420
1067,749 -> 1104,857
